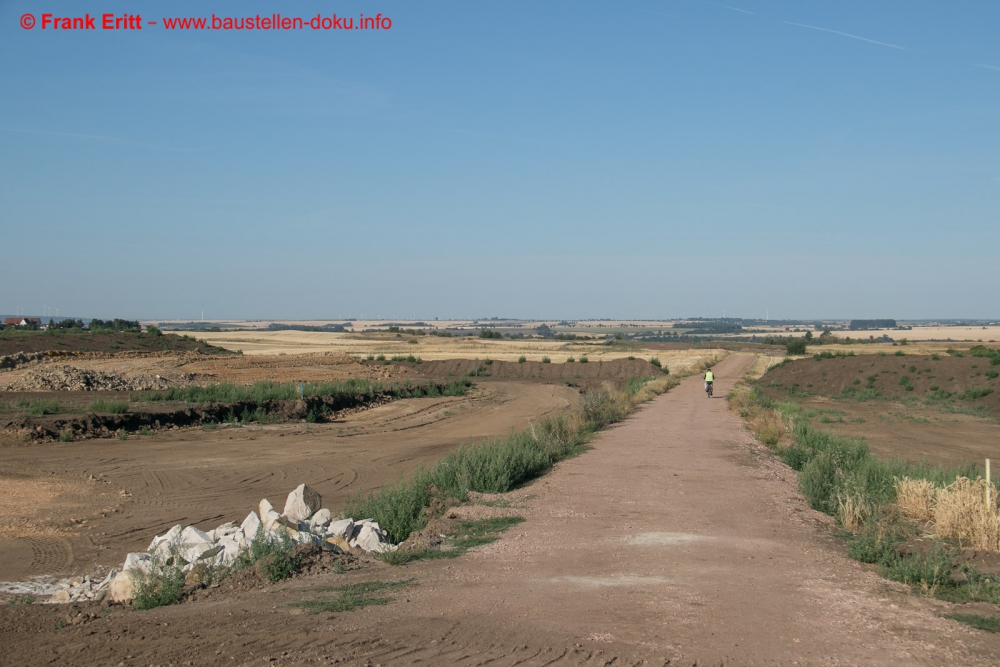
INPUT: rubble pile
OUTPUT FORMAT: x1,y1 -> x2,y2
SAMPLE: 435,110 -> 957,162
105,484 -> 394,603
1,366 -> 171,391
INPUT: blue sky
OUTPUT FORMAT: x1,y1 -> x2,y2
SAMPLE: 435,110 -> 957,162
2,1 -> 998,320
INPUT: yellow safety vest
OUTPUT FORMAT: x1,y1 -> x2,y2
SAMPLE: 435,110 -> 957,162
705,372 -> 714,382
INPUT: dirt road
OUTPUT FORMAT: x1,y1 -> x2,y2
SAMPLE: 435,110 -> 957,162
4,355 -> 998,665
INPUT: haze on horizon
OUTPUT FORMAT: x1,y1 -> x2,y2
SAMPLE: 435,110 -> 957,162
2,1 -> 998,321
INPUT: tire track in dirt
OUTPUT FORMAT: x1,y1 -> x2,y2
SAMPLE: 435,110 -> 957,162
0,382 -> 578,579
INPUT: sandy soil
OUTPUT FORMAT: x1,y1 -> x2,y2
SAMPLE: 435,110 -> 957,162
0,381 -> 577,582
4,355 -> 998,665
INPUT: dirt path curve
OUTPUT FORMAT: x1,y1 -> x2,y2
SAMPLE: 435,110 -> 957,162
311,353 -> 998,665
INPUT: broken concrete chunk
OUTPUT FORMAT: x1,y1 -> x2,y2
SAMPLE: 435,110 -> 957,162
283,483 -> 322,522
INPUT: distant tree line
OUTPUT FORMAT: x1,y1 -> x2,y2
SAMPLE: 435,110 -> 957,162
849,319 -> 896,330
90,318 -> 142,332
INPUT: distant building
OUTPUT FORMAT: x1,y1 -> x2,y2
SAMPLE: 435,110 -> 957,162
3,317 -> 41,327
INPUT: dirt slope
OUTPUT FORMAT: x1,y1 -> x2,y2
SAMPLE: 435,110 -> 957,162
4,356 -> 997,665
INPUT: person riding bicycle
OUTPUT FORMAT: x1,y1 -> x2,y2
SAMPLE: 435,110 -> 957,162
704,368 -> 715,395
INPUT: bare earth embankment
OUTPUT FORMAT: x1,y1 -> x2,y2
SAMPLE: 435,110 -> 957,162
3,355 -> 997,665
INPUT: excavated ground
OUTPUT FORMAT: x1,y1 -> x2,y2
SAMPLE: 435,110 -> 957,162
2,355 -> 998,665
760,354 -> 1000,466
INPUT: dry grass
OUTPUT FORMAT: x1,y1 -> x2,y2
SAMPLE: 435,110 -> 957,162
895,476 -> 1000,551
729,382 -> 786,448
895,477 -> 937,523
837,492 -> 874,533
934,477 -> 1000,551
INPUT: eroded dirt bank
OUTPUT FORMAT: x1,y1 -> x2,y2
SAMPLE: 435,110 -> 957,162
3,355 -> 997,665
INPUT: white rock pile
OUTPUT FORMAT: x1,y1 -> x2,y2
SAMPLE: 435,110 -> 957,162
104,483 -> 394,603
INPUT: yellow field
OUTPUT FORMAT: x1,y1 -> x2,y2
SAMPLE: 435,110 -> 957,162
194,330 -> 726,375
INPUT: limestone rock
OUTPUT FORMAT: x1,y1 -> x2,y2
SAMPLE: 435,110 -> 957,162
351,521 -> 396,554
240,511 -> 263,543
309,508 -> 332,530
283,484 -> 322,522
328,518 -> 354,539
177,526 -> 214,563
148,524 -> 183,554
49,590 -> 71,603
324,535 -> 350,552
259,499 -> 281,529
109,572 -> 136,604
122,552 -> 154,573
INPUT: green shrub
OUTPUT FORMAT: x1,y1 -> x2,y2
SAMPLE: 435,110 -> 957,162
786,339 -> 808,355
779,443 -> 813,471
958,387 -> 993,400
17,398 -> 59,416
518,356 -> 526,363
579,356 -> 588,363
59,429 -> 74,442
132,562 -> 186,610
649,357 -> 662,368
895,350 -> 906,356
566,357 -> 575,363
345,382 -> 651,544
846,531 -> 900,565
87,399 -> 129,414
541,357 -> 551,364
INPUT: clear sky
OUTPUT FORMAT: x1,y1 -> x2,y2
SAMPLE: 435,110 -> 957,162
2,1 -> 998,321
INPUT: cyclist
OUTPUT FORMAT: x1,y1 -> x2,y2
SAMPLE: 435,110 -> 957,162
704,368 -> 715,397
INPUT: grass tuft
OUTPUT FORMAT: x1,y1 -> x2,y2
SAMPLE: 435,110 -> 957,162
87,399 -> 129,414
291,579 -> 414,613
946,614 -> 1000,633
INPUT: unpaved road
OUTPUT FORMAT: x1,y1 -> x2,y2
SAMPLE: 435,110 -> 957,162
3,355 -> 998,665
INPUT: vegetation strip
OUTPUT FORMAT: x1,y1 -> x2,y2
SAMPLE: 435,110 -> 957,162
5,379 -> 472,441
731,376 -> 1000,617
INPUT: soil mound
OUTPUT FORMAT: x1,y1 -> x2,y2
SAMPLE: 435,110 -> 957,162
1,366 -> 171,392
760,352 -> 1000,414
0,331 -> 226,356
